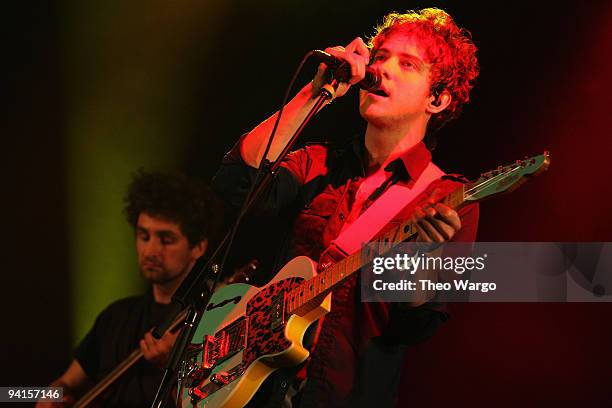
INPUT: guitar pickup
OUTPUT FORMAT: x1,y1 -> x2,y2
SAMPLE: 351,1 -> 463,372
270,293 -> 286,330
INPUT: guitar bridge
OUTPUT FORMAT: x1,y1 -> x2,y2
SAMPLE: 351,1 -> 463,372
188,363 -> 246,403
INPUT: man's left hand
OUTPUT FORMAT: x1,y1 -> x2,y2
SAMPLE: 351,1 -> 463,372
412,201 -> 461,243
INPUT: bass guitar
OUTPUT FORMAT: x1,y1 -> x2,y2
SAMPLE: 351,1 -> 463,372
74,259 -> 260,407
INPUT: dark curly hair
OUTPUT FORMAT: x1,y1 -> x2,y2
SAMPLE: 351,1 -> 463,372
368,8 -> 479,138
124,170 -> 219,247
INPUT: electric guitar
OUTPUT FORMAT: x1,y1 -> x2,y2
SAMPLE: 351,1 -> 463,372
180,152 -> 551,407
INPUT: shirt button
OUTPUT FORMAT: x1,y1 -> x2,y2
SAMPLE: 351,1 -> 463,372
280,381 -> 288,389
339,213 -> 345,221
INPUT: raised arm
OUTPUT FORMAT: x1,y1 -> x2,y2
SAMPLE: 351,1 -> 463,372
240,37 -> 370,168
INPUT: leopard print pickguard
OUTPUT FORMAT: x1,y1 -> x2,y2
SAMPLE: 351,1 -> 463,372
244,277 -> 304,366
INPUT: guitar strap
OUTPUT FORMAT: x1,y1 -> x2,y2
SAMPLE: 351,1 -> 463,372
321,161 -> 444,263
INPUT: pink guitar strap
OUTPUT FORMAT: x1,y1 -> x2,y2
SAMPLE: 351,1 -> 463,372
326,161 -> 444,260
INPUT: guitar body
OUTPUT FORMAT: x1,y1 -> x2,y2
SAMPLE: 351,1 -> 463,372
182,256 -> 331,408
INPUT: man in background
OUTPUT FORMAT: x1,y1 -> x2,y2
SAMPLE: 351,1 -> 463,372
38,170 -> 217,407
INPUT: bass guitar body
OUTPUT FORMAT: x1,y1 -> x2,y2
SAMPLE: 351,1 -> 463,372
181,256 -> 330,408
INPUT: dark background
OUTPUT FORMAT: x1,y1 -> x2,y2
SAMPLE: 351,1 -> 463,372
5,0 -> 612,406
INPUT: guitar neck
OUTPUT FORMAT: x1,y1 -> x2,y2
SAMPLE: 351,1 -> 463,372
286,185 -> 466,316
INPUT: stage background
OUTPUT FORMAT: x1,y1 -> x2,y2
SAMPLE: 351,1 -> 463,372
5,0 -> 612,405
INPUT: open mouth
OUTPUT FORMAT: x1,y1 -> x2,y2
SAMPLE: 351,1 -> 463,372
369,88 -> 389,97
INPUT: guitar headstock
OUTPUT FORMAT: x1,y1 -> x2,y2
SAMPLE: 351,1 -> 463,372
464,151 -> 551,202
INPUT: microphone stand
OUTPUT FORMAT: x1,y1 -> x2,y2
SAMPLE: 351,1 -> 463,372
150,80 -> 338,408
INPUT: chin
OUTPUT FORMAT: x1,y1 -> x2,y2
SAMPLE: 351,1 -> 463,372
141,269 -> 171,284
360,105 -> 377,120
361,109 -> 391,128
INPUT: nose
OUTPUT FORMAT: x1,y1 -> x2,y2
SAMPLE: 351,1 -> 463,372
142,237 -> 162,257
380,58 -> 394,79
371,59 -> 391,80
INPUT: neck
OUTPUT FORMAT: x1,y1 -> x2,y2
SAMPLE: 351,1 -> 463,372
364,119 -> 426,172
151,266 -> 193,304
152,281 -> 180,304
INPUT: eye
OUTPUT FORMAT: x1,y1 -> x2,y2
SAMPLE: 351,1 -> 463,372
401,60 -> 414,69
161,236 -> 177,245
137,231 -> 150,241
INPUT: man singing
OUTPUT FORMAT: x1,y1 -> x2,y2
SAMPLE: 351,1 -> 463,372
214,8 -> 480,407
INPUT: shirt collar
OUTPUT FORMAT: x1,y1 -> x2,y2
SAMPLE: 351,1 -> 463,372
390,141 -> 432,182
351,137 -> 432,182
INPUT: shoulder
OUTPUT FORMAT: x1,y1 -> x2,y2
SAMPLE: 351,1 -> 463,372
422,170 -> 470,197
288,141 -> 331,162
422,169 -> 480,234
438,172 -> 480,240
97,294 -> 148,321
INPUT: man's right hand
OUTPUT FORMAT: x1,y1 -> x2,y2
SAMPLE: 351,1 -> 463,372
34,388 -> 74,407
312,37 -> 371,99
35,360 -> 89,408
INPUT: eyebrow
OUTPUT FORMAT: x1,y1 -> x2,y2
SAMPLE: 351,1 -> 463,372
373,48 -> 426,71
156,230 -> 178,238
136,226 -> 177,237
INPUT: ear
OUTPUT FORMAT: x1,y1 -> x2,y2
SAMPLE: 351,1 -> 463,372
426,90 -> 452,114
191,239 -> 208,259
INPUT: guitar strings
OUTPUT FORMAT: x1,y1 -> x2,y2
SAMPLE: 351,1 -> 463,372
464,165 -> 518,195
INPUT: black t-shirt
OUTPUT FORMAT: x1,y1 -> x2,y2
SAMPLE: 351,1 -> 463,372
74,290 -> 175,407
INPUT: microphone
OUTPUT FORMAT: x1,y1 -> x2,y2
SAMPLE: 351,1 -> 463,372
312,50 -> 383,95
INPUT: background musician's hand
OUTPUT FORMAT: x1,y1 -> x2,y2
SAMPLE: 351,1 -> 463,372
140,330 -> 179,369
34,391 -> 74,408
312,36 -> 370,99
35,360 -> 88,407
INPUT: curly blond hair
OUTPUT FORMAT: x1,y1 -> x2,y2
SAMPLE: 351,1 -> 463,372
369,8 -> 479,134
